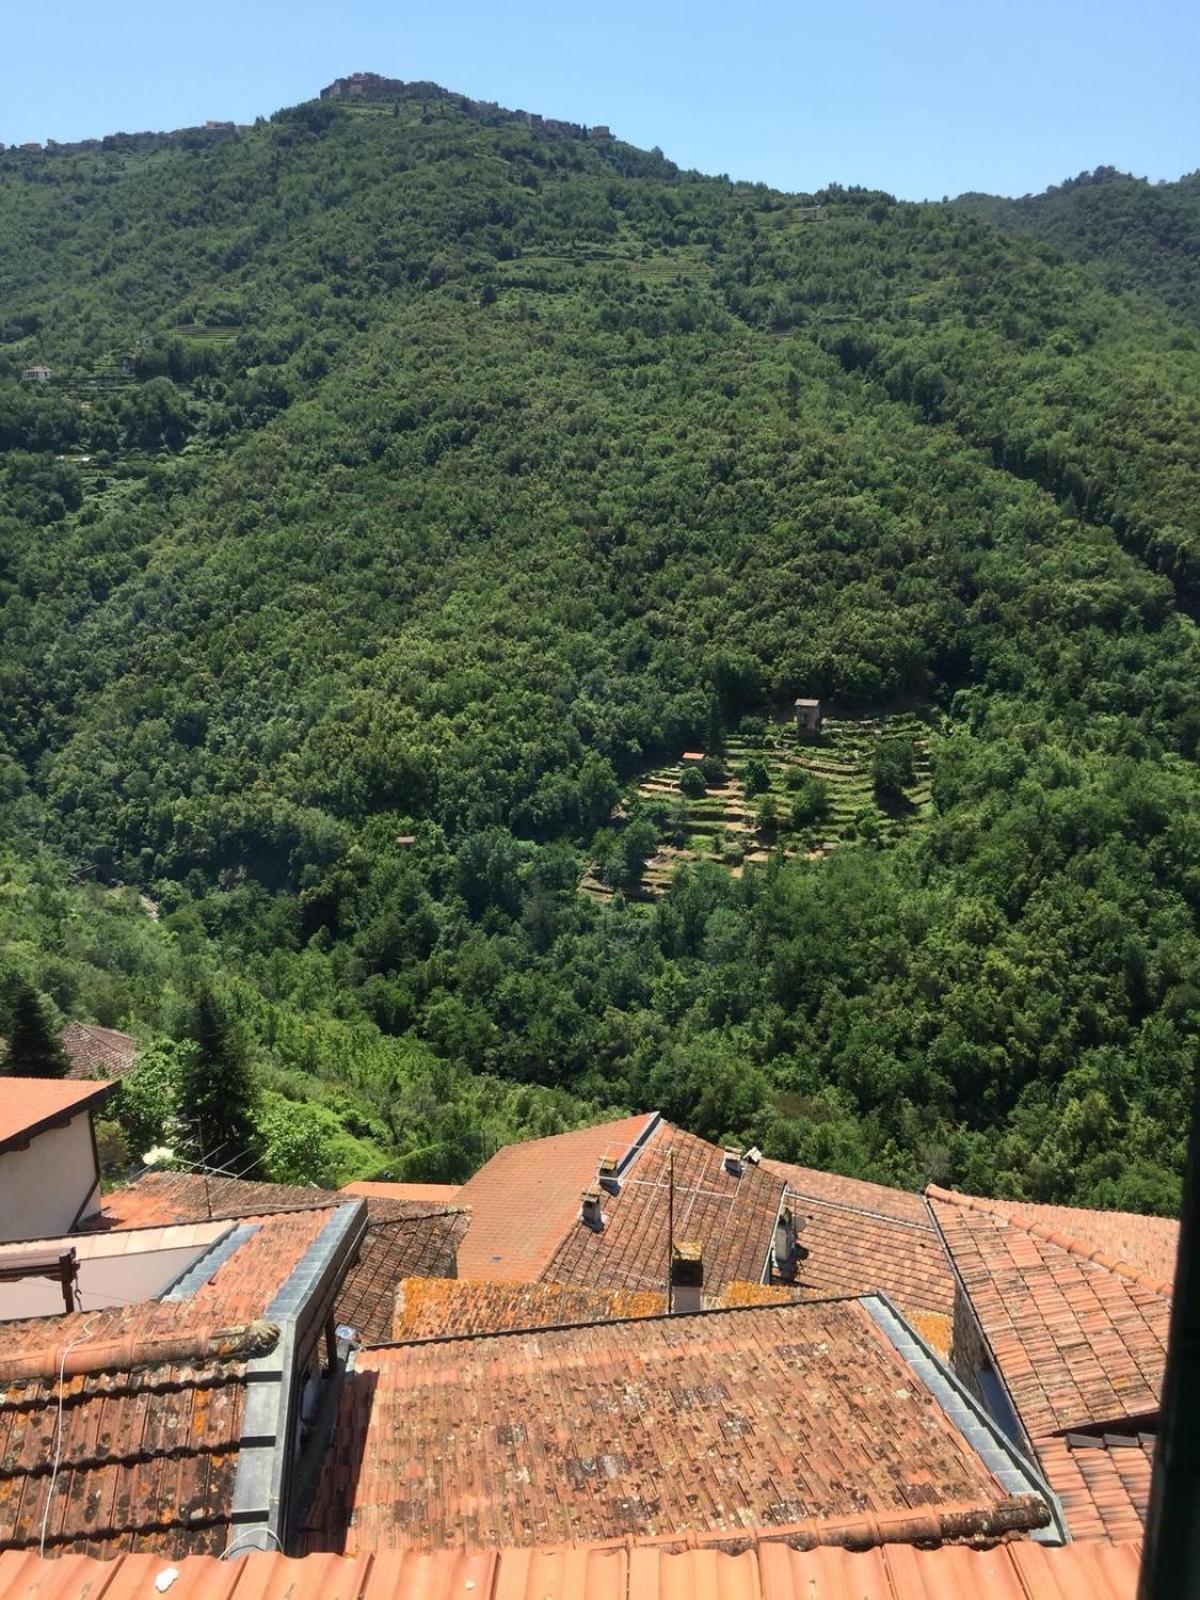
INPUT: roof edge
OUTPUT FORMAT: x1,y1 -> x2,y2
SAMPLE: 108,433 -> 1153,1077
0,1319 -> 279,1385
0,1079 -> 117,1155
924,1185 -> 1174,1298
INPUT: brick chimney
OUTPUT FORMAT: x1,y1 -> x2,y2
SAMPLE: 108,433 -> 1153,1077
581,1188 -> 604,1229
671,1240 -> 703,1313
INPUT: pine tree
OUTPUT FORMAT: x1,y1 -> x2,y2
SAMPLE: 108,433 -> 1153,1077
178,984 -> 260,1174
3,983 -> 69,1078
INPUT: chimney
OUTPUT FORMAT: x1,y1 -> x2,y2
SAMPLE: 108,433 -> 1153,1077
744,1146 -> 763,1165
581,1187 -> 604,1229
597,1154 -> 620,1194
773,1207 -> 802,1280
723,1148 -> 744,1177
671,1241 -> 703,1313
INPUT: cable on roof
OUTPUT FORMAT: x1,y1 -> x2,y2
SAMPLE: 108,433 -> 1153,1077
38,1310 -> 100,1557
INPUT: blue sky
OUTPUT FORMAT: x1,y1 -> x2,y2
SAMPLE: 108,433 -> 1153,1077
4,0 -> 1196,200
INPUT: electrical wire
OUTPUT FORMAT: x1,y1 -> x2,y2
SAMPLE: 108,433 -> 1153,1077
221,1525 -> 284,1558
38,1311 -> 99,1557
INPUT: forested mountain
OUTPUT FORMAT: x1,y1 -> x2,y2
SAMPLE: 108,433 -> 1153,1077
1,84 -> 1197,1208
956,167 -> 1200,325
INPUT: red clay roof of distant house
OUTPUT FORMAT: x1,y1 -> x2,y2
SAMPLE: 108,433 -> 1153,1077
455,1114 -> 659,1280
343,1181 -> 462,1204
0,1078 -> 116,1154
58,1022 -> 139,1081
95,1174 -> 468,1345
0,1537 -> 1147,1600
541,1123 -> 787,1297
302,1297 -> 1050,1555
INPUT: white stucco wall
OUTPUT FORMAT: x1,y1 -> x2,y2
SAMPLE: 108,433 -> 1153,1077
0,1113 -> 100,1243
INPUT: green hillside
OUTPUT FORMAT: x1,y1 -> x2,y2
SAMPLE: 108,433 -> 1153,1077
1,84 -> 1197,1207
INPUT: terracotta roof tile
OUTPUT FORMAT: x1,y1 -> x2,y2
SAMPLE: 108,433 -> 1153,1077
780,1193 -> 955,1319
760,1160 -> 928,1225
1036,1433 -> 1154,1545
928,1189 -> 1168,1440
0,1540 -> 1148,1600
956,1196 -> 1179,1291
540,1123 -> 786,1298
0,1078 -> 116,1154
392,1278 -> 665,1340
58,1024 -> 139,1082
343,1182 -> 462,1204
455,1115 -> 659,1280
302,1299 -> 1049,1554
0,1347 -> 251,1557
94,1175 -> 469,1346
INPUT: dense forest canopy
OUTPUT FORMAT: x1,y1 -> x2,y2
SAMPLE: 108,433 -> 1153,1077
1,85 -> 1197,1209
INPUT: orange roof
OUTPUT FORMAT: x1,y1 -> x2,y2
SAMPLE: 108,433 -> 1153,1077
0,1077 -> 115,1153
93,1175 -> 467,1346
455,1114 -> 658,1279
927,1186 -> 1168,1545
343,1181 -> 462,1203
540,1122 -> 788,1297
392,1277 -> 665,1339
761,1158 -> 929,1224
303,1297 -> 1051,1555
958,1195 -> 1179,1290
927,1186 -> 1169,1438
781,1190 -> 954,1318
0,1539 -> 1146,1600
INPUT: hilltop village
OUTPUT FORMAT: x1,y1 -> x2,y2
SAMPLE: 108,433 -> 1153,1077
0,1078 -> 1162,1597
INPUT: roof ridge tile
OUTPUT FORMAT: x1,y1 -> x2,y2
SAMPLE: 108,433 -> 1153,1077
923,1186 -> 1172,1298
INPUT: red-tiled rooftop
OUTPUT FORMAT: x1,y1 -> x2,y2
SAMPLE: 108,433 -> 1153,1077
59,1022 -> 139,1081
540,1122 -> 787,1297
0,1537 -> 1147,1600
392,1278 -> 665,1340
94,1174 -> 469,1345
303,1298 -> 1050,1555
928,1187 -> 1168,1440
761,1158 -> 929,1225
455,1114 -> 659,1280
0,1077 -> 116,1154
960,1194 -> 1179,1291
343,1181 -> 462,1204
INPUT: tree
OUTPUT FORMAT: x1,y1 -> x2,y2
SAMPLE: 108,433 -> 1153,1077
742,756 -> 771,797
872,737 -> 916,800
3,982 -> 68,1077
789,773 -> 830,828
679,765 -> 707,799
178,985 -> 260,1173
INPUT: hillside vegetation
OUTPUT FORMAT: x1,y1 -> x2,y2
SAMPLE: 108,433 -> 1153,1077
1,86 -> 1198,1207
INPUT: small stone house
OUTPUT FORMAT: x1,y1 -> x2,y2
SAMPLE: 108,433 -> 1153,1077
794,698 -> 822,734
23,365 -> 52,383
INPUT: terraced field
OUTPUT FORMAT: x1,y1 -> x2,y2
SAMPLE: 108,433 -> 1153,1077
581,711 -> 934,902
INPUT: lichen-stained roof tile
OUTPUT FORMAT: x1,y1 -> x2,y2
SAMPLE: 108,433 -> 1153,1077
302,1298 -> 1048,1555
540,1123 -> 786,1298
455,1114 -> 660,1281
927,1188 -> 1168,1441
0,1539 -> 1147,1600
0,1357 -> 247,1558
392,1278 -> 665,1340
337,1213 -> 471,1345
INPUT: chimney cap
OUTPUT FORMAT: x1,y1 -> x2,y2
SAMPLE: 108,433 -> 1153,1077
597,1154 -> 619,1175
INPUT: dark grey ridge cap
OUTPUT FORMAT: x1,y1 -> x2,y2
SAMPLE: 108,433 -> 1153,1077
616,1111 -> 662,1177
229,1200 -> 369,1556
860,1290 -> 1069,1545
158,1222 -> 251,1301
